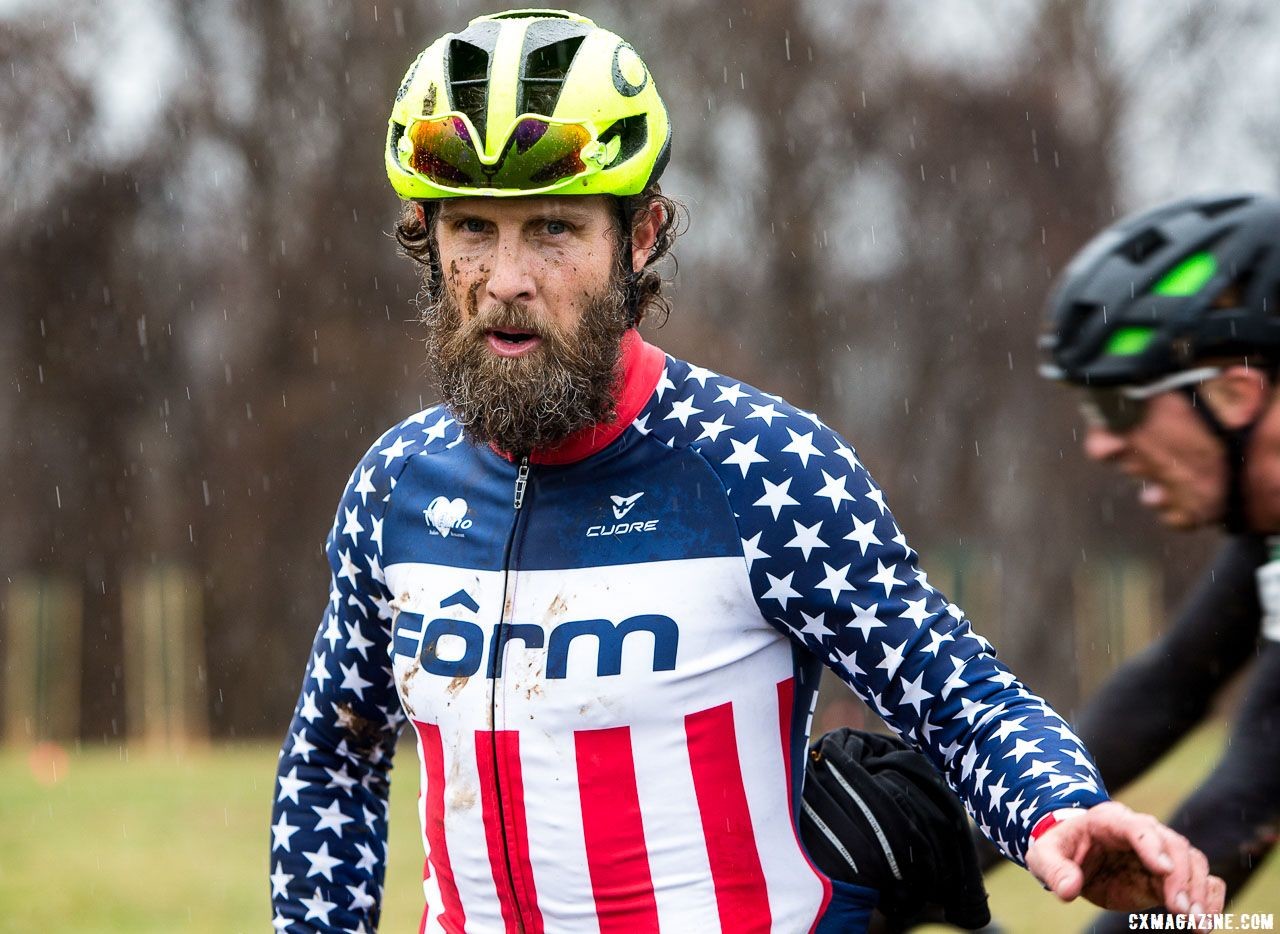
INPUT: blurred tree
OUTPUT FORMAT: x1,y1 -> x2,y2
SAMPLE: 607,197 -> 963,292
4,0 -> 1264,739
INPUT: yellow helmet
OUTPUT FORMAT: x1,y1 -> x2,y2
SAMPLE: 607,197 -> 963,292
386,10 -> 671,200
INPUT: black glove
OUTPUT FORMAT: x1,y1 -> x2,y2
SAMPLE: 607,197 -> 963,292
800,727 -> 991,931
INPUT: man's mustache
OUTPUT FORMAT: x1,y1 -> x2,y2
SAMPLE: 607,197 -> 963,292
460,304 -> 547,340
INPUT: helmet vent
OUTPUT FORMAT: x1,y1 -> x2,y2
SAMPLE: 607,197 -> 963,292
599,115 -> 648,167
1057,301 -> 1100,348
1117,227 -> 1168,264
518,17 -> 591,116
521,36 -> 586,115
1198,196 -> 1252,219
491,10 -> 575,19
448,39 -> 493,140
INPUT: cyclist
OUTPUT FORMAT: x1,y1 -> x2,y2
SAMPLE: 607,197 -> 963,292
270,11 -> 1221,932
1041,191 -> 1280,931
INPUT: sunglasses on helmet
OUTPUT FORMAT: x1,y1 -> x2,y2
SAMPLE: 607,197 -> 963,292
1078,366 -> 1223,433
400,112 -> 622,194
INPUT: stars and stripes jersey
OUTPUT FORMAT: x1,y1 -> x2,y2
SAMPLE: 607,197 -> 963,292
271,330 -> 1108,933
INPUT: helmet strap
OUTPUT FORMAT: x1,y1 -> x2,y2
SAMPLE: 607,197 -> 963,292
1179,386 -> 1257,534
616,198 -> 643,327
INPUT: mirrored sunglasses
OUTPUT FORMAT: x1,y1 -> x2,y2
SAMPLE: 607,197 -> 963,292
405,113 -> 618,193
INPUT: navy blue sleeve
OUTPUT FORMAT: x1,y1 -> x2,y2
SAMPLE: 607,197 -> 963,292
269,409 -> 443,932
646,359 -> 1109,865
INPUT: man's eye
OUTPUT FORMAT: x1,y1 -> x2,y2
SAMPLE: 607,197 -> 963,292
461,218 -> 487,233
545,220 -> 569,235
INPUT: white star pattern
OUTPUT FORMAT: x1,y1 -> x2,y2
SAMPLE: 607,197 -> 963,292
270,863 -> 293,899
741,532 -> 769,570
876,640 -> 907,678
339,661 -> 373,700
344,621 -> 375,660
784,520 -> 827,560
991,716 -> 1029,744
846,602 -> 884,640
664,396 -> 703,426
303,842 -> 343,881
715,382 -> 748,406
868,559 -> 905,597
747,402 -> 784,426
301,887 -> 337,925
289,729 -> 316,762
378,435 -> 411,466
310,651 -> 331,690
277,766 -> 307,805
922,627 -> 955,656
761,571 -> 801,609
814,562 -> 855,602
864,480 -> 888,515
342,507 -> 364,544
324,762 -> 358,795
798,611 -> 830,640
336,549 -> 361,587
754,476 -> 800,520
696,414 -> 732,443
813,470 -> 856,512
423,414 -> 451,444
722,436 -> 768,478
347,881 -> 377,912
298,691 -> 322,724
312,798 -> 354,837
271,814 -> 299,852
352,466 -> 376,505
898,597 -> 931,628
897,671 -> 934,715
781,429 -> 824,467
844,515 -> 881,555
354,842 -> 378,874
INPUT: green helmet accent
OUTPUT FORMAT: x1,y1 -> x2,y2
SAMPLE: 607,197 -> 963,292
1102,326 -> 1157,357
1150,251 -> 1217,297
386,10 -> 671,200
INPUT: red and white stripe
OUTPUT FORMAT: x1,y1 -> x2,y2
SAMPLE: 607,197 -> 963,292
409,680 -> 828,932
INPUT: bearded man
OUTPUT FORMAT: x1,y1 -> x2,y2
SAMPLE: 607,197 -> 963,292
269,10 -> 1222,933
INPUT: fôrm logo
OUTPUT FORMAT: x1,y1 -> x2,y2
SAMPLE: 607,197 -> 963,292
424,496 -> 472,538
394,613 -> 679,679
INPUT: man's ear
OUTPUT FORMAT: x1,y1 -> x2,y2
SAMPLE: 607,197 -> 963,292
630,202 -> 663,273
414,202 -> 426,225
1203,365 -> 1272,429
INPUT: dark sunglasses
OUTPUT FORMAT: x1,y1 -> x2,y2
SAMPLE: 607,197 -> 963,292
1078,366 -> 1222,433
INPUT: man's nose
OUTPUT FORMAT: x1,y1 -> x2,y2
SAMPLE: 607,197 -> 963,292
1082,424 -> 1127,462
485,237 -> 536,306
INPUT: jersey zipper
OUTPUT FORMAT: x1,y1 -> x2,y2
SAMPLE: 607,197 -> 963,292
489,454 -> 532,931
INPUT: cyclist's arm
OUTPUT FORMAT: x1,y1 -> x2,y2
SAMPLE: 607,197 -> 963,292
1075,536 -> 1266,791
1087,638 -> 1280,931
270,441 -> 406,933
700,418 -> 1108,865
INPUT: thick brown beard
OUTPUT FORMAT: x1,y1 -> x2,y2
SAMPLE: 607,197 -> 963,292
423,275 -> 631,455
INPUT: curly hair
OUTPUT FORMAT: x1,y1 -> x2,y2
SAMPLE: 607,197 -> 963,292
393,185 -> 687,327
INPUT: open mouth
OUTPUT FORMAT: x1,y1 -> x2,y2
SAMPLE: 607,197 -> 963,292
489,329 -> 538,345
484,328 -> 543,357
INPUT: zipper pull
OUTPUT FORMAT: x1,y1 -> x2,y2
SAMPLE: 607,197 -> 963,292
513,456 -> 530,510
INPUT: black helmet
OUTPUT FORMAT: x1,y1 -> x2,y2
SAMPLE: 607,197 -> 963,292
1041,192 -> 1280,387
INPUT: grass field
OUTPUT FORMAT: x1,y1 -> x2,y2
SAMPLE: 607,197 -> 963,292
1,723 -> 1276,933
